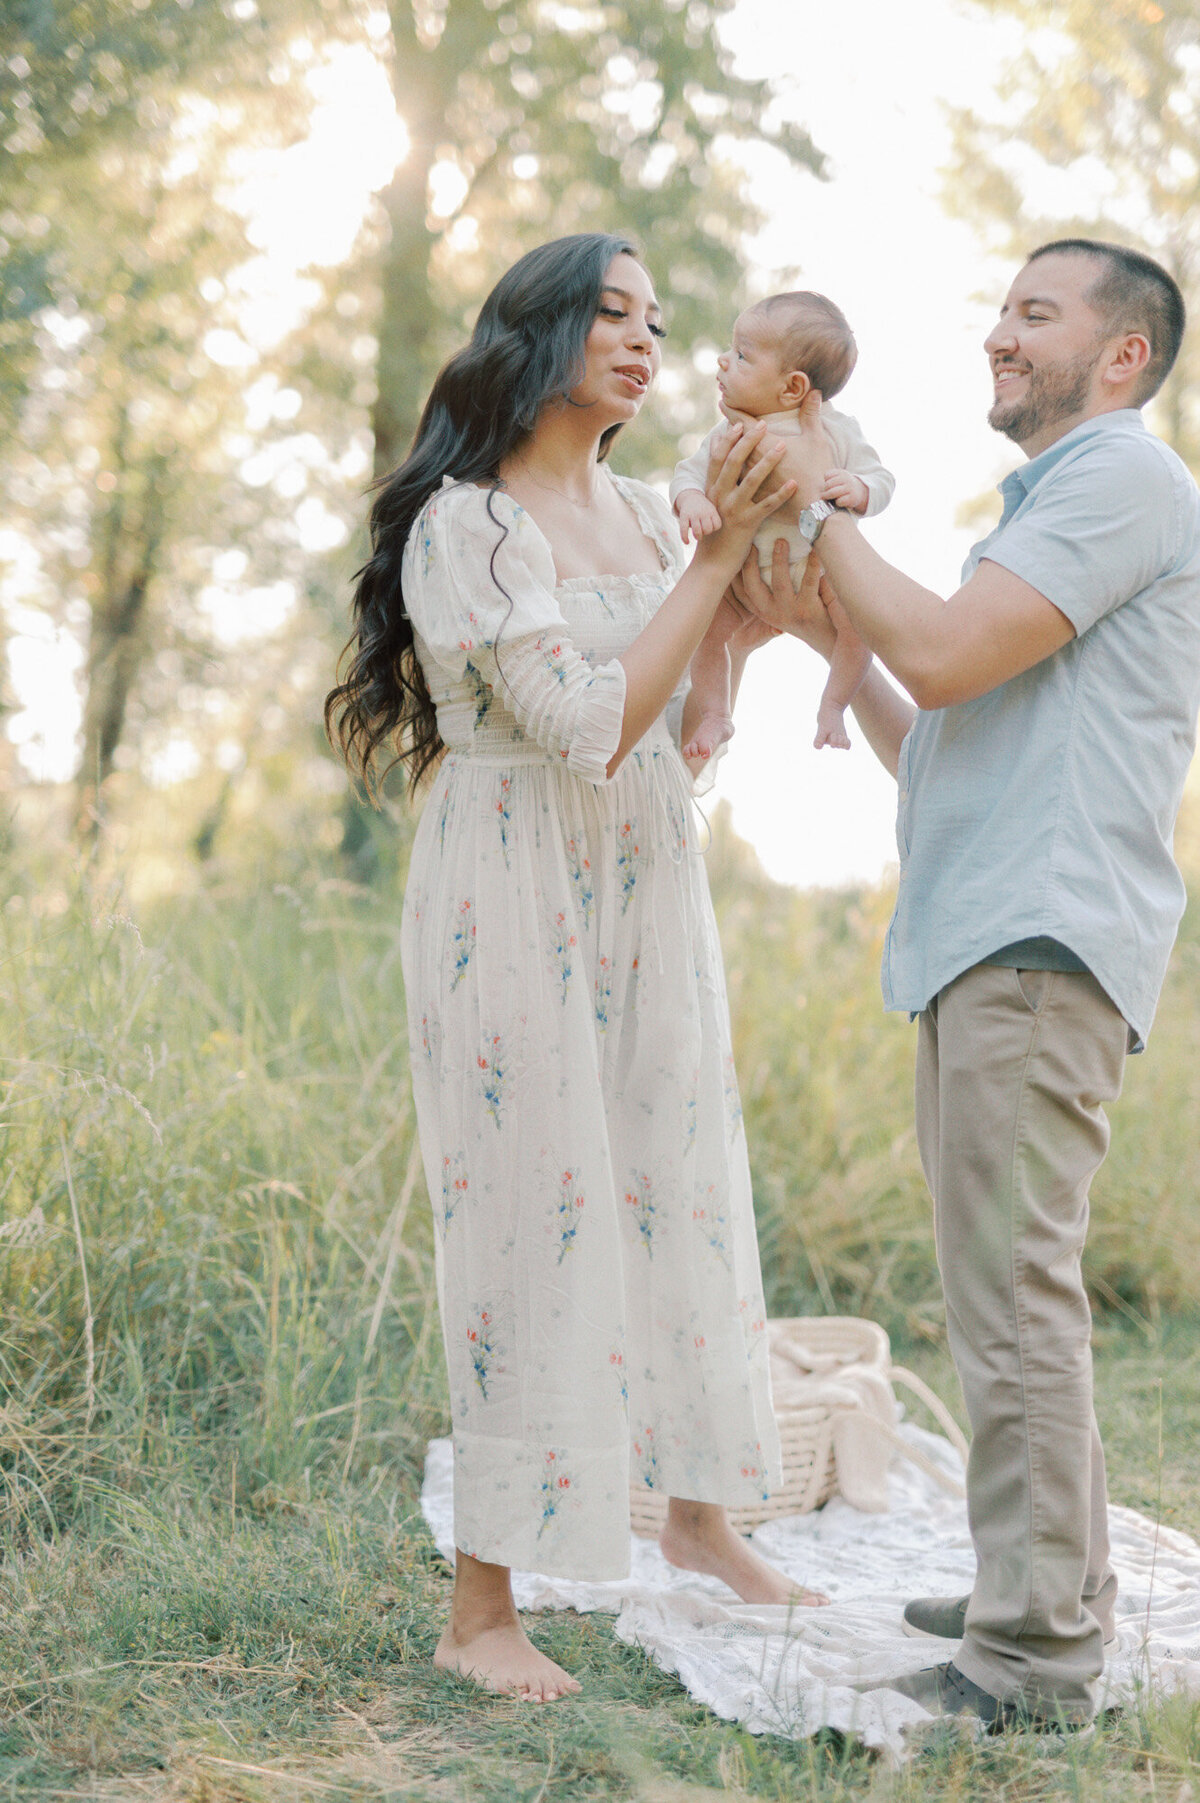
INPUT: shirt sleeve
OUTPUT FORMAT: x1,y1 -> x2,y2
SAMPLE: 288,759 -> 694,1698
402,481 -> 627,783
980,433 -> 1184,636
822,405 -> 895,517
669,429 -> 720,506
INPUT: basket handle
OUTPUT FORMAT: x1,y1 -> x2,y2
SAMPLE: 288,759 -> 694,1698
837,1407 -> 966,1499
889,1365 -> 970,1468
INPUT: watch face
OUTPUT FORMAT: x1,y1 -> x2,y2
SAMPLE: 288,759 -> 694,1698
798,508 -> 821,544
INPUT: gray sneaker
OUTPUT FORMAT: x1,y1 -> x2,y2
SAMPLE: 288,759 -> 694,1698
883,1660 -> 1095,1735
902,1595 -> 968,1641
902,1593 -> 1116,1649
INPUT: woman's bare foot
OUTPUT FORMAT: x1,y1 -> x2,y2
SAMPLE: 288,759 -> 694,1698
683,712 -> 735,772
660,1499 -> 829,1608
434,1620 -> 581,1701
434,1547 -> 581,1702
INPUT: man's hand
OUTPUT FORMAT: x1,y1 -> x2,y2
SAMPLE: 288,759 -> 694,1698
675,487 -> 722,546
771,389 -> 836,506
821,468 -> 870,515
730,541 -> 838,659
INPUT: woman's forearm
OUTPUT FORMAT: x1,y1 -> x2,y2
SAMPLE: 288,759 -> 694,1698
612,556 -> 731,771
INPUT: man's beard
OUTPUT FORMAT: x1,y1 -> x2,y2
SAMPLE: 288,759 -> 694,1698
988,345 -> 1099,444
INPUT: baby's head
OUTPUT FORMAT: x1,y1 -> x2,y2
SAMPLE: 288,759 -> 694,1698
717,292 -> 857,418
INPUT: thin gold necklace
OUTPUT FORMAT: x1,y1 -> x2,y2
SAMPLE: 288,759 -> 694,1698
505,463 -> 609,508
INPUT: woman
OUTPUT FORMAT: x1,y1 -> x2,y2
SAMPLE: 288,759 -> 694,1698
328,234 -> 825,1703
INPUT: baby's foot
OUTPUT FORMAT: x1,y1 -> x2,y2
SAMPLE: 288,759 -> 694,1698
683,712 -> 735,772
813,705 -> 851,751
434,1620 -> 581,1702
660,1505 -> 829,1608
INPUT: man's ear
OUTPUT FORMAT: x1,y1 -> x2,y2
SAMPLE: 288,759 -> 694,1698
1101,332 -> 1152,396
779,369 -> 812,408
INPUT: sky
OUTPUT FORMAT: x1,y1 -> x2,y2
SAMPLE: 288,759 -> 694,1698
703,0 -> 1023,887
6,0 -> 1038,887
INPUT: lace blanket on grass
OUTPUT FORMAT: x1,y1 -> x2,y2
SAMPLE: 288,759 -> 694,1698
421,1426 -> 1200,1759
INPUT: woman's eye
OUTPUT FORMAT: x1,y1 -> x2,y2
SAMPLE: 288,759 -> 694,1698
648,322 -> 667,340
599,307 -> 625,320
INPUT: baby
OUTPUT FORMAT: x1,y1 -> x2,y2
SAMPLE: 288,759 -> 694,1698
670,291 -> 895,764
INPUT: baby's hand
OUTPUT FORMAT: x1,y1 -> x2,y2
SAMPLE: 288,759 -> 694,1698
675,488 -> 722,545
821,469 -> 870,514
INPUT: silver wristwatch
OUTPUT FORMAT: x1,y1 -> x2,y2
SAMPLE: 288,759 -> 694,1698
797,498 -> 838,546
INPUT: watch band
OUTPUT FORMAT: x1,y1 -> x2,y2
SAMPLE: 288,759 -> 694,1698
797,498 -> 837,545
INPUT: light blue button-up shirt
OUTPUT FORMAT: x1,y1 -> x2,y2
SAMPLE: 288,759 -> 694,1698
883,409 -> 1200,1049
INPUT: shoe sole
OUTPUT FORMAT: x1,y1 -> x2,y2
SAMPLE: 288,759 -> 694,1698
901,1617 -> 961,1641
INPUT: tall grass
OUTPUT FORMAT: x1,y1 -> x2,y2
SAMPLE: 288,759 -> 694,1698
3,793 -> 1199,1541
0,849 -> 441,1538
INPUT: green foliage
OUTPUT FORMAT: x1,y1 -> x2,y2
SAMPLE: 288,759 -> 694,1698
370,0 -> 826,472
3,811 -> 1200,1792
947,0 -> 1200,466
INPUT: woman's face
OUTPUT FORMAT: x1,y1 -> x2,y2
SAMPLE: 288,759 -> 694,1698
570,252 -> 664,423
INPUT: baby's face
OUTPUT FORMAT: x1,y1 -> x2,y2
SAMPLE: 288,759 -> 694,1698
716,310 -> 791,416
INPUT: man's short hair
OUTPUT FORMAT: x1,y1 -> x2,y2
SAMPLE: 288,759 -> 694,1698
1027,238 -> 1186,404
751,291 -> 857,400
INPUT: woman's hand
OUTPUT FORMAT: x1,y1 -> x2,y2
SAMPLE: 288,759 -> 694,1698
730,542 -> 839,660
694,424 -> 796,574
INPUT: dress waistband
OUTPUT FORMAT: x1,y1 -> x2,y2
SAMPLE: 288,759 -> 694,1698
448,722 -> 676,769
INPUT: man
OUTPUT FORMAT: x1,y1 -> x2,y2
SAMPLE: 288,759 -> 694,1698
738,240 -> 1199,1728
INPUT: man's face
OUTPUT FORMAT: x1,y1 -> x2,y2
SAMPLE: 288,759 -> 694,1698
984,254 -> 1111,455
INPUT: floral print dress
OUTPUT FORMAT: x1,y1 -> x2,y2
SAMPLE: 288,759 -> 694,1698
400,474 -> 781,1579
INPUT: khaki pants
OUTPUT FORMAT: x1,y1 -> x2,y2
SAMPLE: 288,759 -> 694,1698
915,962 -> 1127,1716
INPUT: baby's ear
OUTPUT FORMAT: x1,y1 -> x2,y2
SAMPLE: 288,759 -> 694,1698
781,369 -> 812,407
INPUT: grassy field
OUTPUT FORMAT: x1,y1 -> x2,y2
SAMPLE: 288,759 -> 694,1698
2,800 -> 1200,1800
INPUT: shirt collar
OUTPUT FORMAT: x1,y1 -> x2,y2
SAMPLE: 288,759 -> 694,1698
998,408 -> 1146,515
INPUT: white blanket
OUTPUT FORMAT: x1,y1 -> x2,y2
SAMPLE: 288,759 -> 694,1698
420,1427 -> 1200,1758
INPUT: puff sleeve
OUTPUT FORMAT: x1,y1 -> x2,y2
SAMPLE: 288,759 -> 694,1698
402,480 -> 628,783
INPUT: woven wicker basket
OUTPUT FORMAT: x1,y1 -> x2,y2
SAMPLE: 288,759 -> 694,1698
628,1314 -> 967,1539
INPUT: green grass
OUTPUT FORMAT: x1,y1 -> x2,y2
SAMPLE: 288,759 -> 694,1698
2,803 -> 1200,1798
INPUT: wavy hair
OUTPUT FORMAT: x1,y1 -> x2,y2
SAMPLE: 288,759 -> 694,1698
326,232 -> 641,795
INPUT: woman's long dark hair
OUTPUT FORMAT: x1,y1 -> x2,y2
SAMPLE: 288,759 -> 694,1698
326,232 -> 641,796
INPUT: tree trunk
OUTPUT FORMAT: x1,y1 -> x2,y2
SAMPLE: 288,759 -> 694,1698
74,449 -> 165,841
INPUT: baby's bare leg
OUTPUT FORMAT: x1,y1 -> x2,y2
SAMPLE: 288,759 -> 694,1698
683,598 -> 741,771
814,603 -> 872,751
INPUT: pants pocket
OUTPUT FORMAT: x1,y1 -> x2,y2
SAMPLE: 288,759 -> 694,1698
1013,966 -> 1051,1014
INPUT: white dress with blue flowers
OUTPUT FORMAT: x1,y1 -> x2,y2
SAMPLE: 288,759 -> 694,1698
400,474 -> 781,1579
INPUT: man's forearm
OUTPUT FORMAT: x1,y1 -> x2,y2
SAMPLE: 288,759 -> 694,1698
811,514 -> 948,705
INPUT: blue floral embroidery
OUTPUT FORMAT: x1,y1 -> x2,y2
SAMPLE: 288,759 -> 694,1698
495,773 -> 513,866
633,1425 -> 659,1489
624,1169 -> 656,1254
616,818 -> 640,915
692,1183 -> 729,1265
556,1168 -> 584,1262
441,1154 -> 468,1231
566,837 -> 594,930
551,910 -> 575,1002
478,1035 -> 506,1126
537,1449 -> 573,1536
594,954 -> 613,1032
449,898 -> 475,990
467,1306 -> 496,1397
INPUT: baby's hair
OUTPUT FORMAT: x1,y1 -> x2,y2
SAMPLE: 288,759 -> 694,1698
750,291 -> 857,400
